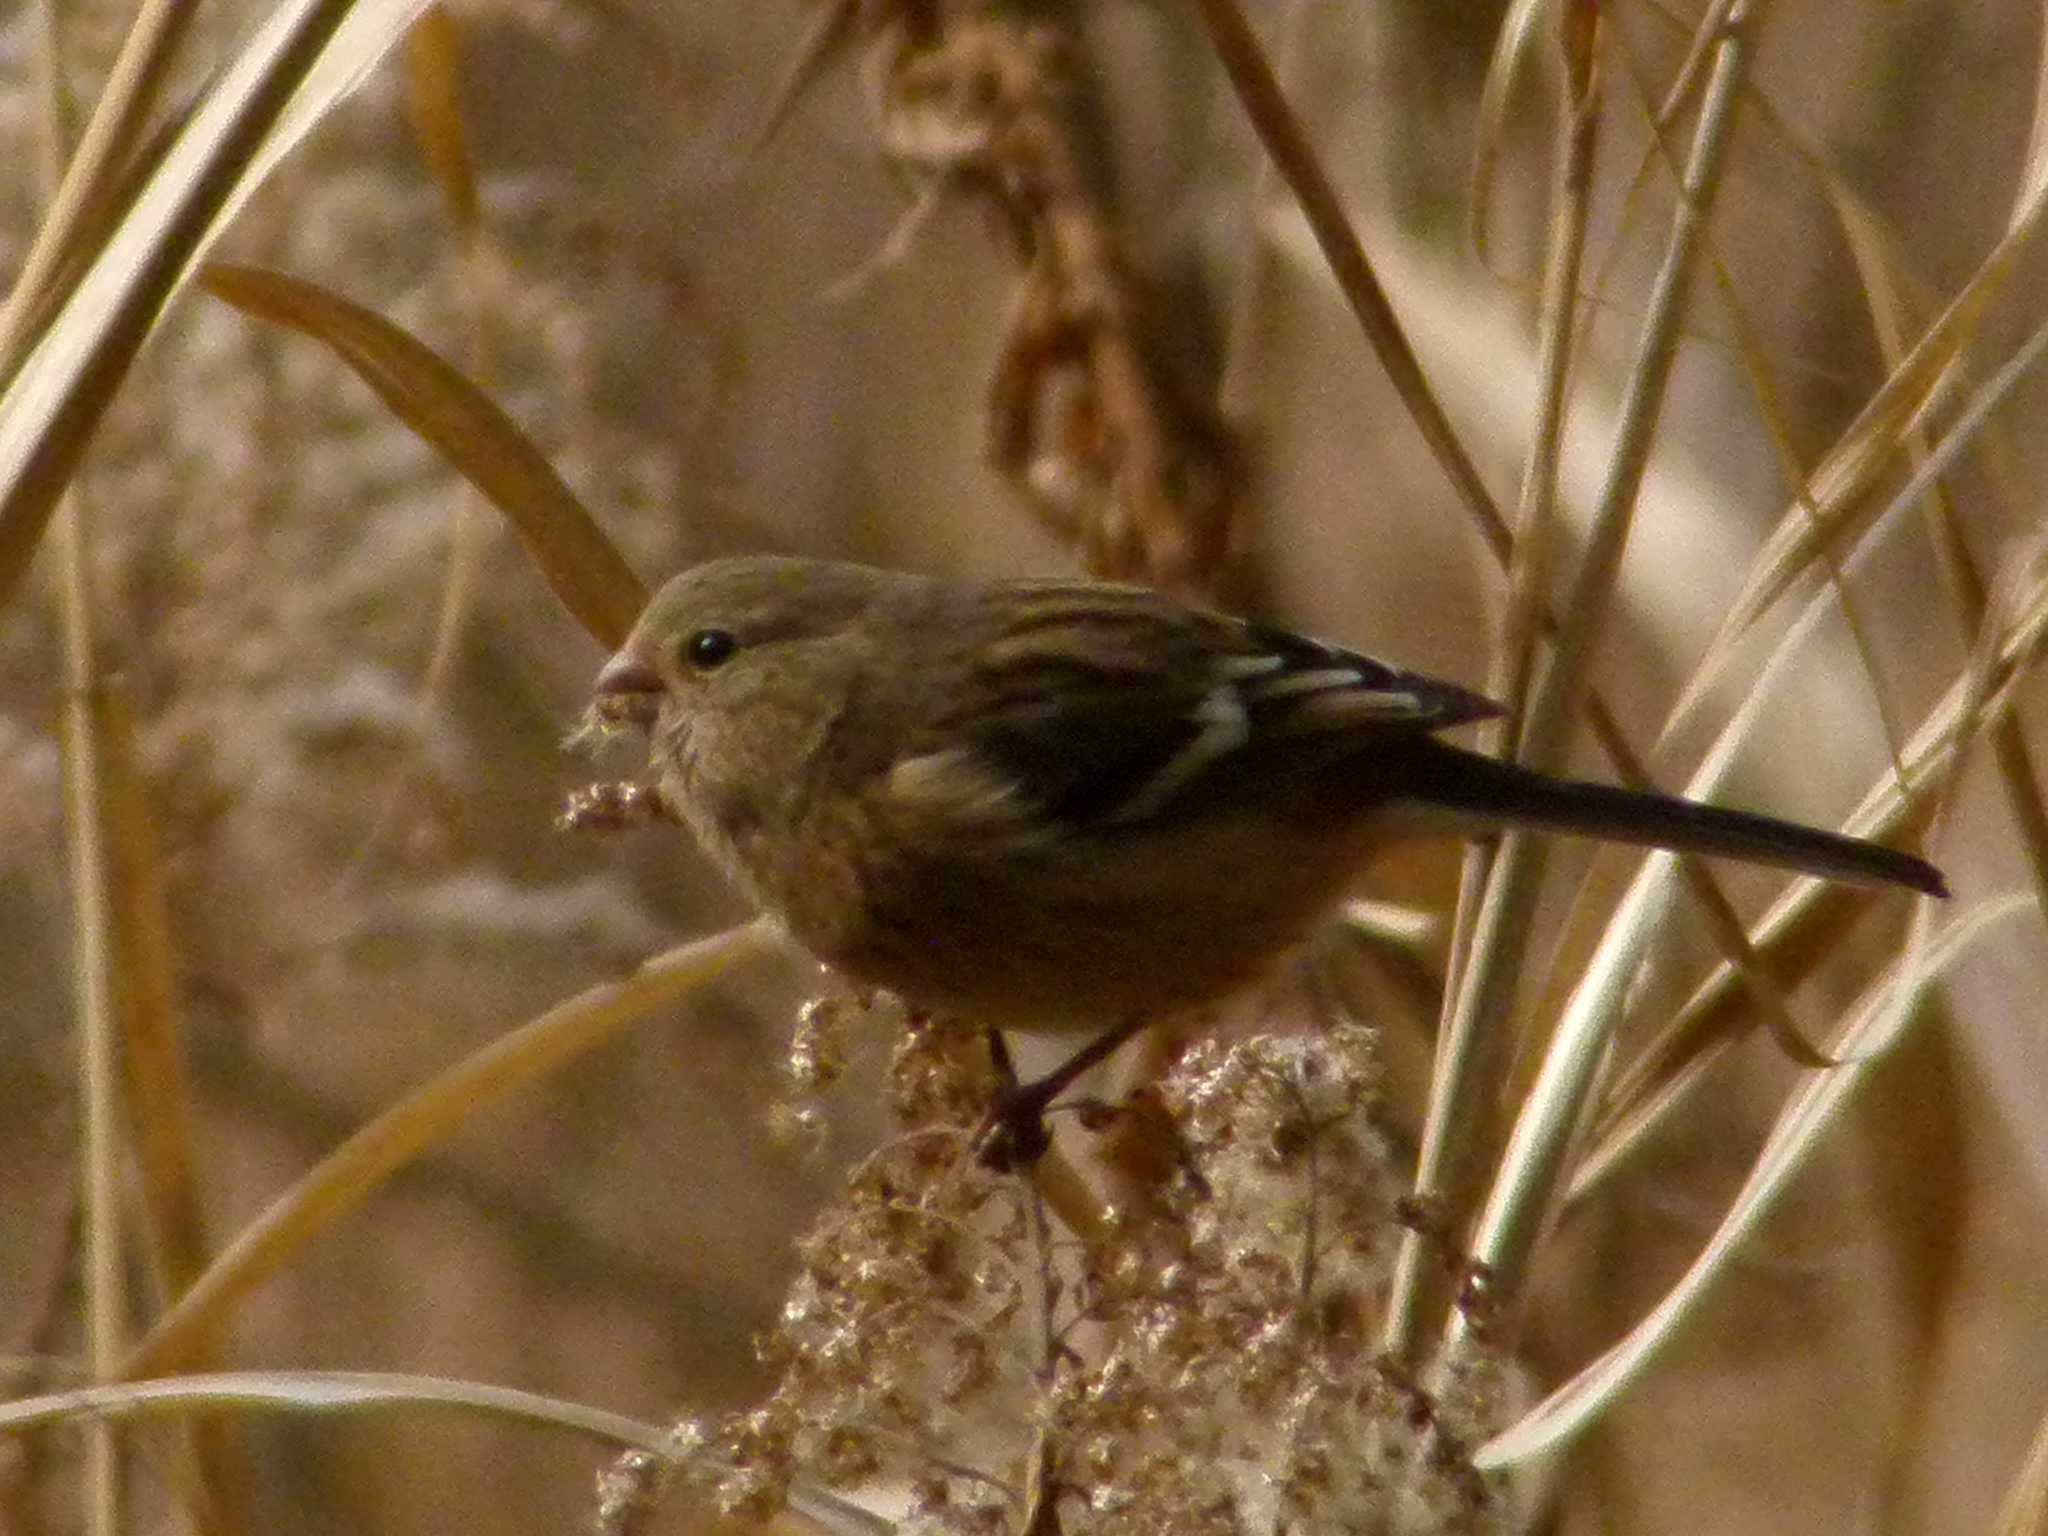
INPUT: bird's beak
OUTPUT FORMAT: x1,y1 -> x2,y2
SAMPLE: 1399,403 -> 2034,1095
593,649 -> 664,729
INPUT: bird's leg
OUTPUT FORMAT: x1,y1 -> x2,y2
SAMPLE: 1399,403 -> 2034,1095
555,779 -> 674,833
976,1019 -> 1144,1171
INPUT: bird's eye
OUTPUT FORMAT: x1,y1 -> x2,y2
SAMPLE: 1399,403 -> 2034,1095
684,627 -> 739,670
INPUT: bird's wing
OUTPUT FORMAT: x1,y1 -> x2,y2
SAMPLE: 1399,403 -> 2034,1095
892,584 -> 1501,832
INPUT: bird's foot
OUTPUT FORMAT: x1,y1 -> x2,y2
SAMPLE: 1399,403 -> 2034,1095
973,1078 -> 1059,1171
973,1029 -> 1056,1171
973,1021 -> 1143,1172
555,779 -> 672,833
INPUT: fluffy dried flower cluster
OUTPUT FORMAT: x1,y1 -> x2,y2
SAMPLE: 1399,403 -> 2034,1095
648,1016 -> 1512,1535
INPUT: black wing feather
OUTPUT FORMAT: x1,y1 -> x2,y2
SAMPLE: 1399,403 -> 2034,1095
949,653 -> 1215,825
922,585 -> 1502,829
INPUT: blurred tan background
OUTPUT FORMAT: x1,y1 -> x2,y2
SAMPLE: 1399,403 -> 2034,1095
3,1 -> 2047,1532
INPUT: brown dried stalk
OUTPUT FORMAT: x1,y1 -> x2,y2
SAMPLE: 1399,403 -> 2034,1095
788,1 -> 1238,597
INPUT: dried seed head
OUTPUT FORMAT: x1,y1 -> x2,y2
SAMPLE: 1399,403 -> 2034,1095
656,1021 -> 1515,1535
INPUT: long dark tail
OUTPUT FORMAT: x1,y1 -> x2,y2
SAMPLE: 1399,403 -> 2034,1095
1391,739 -> 1947,896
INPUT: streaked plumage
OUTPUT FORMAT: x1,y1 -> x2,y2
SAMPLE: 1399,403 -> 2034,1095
589,556 -> 1946,1030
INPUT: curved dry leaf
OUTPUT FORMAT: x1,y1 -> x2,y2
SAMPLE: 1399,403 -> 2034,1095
1690,33 -> 2048,669
201,262 -> 647,648
1477,894 -> 2031,1472
1684,275 -> 1994,693
1584,308 -> 2048,1125
123,920 -> 776,1378
0,1370 -> 664,1452
1575,827 -> 1934,1196
1569,532 -> 2048,1197
0,1371 -> 896,1536
1720,18 -> 2048,923
1464,540 -> 1960,1343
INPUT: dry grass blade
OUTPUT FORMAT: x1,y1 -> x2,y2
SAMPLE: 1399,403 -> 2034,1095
201,263 -> 647,647
1412,1 -> 1766,1359
1467,0 -> 1544,270
1563,528 -> 2029,1197
1453,514 -> 1962,1367
1697,252 -> 1913,765
1453,838 -> 1676,1346
1557,312 -> 2048,1168
22,7 -> 234,1507
0,0 -> 381,614
0,0 -> 199,374
1569,548 -> 2048,1200
1997,1399 -> 2048,1536
1453,0 -> 1600,1054
42,264 -> 119,1522
1490,0 -> 1599,742
1514,0 -> 1756,777
1575,524 -> 2048,1205
1193,0 -> 1507,552
1973,681 -> 2048,924
0,1370 -> 667,1452
1835,201 -> 2048,918
746,0 -> 857,161
1475,894 -> 2030,1472
0,1372 -> 896,1536
1527,258 -> 1931,1084
1685,65 -> 2048,683
121,920 -> 777,1379
1469,0 -> 1593,273
92,682 -> 250,1534
96,685 -> 209,1310
1948,527 -> 2048,834
1538,0 -> 1727,433
1636,771 -> 1935,1028
1384,5 -> 1603,1362
402,6 -> 478,235
0,0 -> 453,619
1642,0 -> 2048,901
1677,284 -> 1999,720
343,10 -> 502,882
1909,505 -> 2048,925
1572,825 -> 1936,1195
1666,856 -> 1841,1071
1238,0 -> 1573,1360
54,561 -> 123,1536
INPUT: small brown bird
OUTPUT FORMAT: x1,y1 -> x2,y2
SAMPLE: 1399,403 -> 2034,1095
587,557 -> 1944,1155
